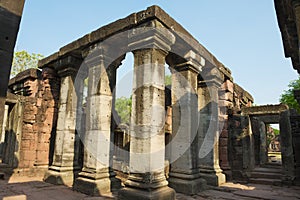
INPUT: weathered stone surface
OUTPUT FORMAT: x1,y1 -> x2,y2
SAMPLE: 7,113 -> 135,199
198,73 -> 226,186
119,186 -> 176,200
0,0 -> 25,142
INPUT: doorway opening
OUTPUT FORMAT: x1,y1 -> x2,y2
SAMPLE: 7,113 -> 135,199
267,124 -> 282,165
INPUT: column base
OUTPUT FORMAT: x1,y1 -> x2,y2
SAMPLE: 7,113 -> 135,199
118,186 -> 175,200
73,170 -> 121,196
168,172 -> 207,195
44,166 -> 80,187
199,166 -> 226,186
222,169 -> 232,181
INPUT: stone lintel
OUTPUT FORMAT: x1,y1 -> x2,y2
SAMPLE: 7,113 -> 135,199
38,5 -> 231,78
241,104 -> 289,116
257,115 -> 280,124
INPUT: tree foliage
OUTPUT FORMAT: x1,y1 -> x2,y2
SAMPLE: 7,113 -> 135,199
115,96 -> 132,124
11,50 -> 44,77
165,74 -> 172,85
279,76 -> 300,113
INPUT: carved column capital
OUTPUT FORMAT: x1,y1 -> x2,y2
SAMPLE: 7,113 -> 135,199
128,20 -> 175,53
169,51 -> 205,74
199,67 -> 222,88
53,56 -> 83,78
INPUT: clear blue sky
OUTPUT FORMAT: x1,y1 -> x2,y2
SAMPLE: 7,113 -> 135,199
15,1 -> 299,105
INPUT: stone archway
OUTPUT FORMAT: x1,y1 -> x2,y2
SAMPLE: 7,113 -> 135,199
241,104 -> 295,183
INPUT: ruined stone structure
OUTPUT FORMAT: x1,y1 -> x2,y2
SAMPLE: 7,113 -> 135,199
0,0 -> 26,158
2,5 -> 300,199
275,0 -> 300,185
0,68 -> 60,176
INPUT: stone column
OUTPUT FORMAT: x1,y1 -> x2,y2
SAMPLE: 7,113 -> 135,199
259,121 -> 268,165
0,105 -> 8,157
119,23 -> 175,199
44,56 -> 83,186
198,68 -> 226,186
280,110 -> 295,184
74,45 -> 121,196
167,53 -> 206,195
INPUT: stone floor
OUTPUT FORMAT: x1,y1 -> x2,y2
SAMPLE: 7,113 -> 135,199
0,175 -> 300,200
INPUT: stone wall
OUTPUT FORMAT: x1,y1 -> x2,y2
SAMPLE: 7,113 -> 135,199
3,68 -> 60,174
218,66 -> 254,180
290,110 -> 300,185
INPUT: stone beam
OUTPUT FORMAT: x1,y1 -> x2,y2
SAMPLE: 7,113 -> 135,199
257,115 -> 280,124
241,104 -> 289,116
38,5 -> 231,76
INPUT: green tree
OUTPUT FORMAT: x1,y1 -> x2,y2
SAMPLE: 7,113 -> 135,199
11,50 -> 44,77
115,96 -> 132,124
273,128 -> 280,136
279,76 -> 300,113
165,74 -> 172,85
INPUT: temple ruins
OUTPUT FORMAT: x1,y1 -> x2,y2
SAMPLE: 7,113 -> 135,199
1,5 -> 300,199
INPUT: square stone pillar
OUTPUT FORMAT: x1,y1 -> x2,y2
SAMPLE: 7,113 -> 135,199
0,104 -> 8,157
259,121 -> 268,165
280,110 -> 295,184
44,56 -> 84,186
119,22 -> 175,199
74,44 -> 121,196
167,52 -> 206,195
198,68 -> 226,186
35,68 -> 60,167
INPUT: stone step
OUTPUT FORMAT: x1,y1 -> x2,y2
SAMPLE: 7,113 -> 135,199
250,171 -> 282,179
263,162 -> 282,169
249,178 -> 282,186
252,167 -> 282,174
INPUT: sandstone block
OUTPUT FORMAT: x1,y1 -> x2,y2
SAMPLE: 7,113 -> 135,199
221,80 -> 234,93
